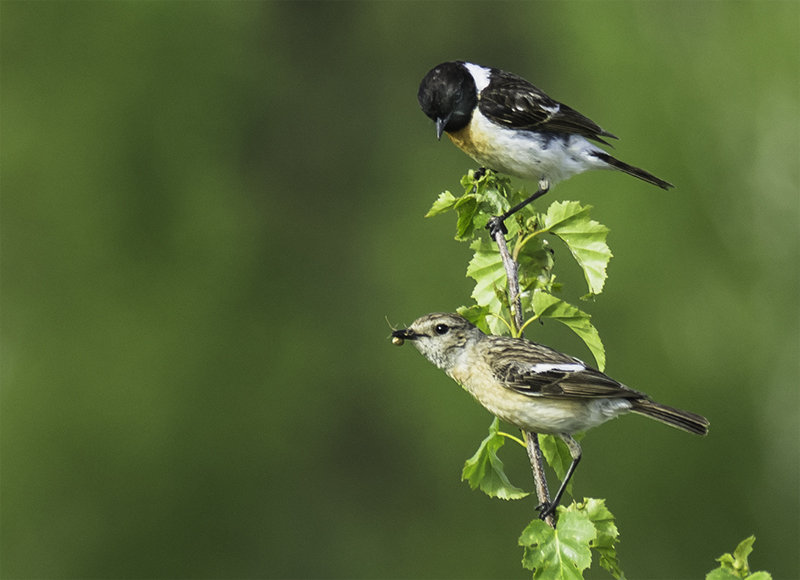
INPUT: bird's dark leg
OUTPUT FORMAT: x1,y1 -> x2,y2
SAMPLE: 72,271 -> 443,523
536,434 -> 581,521
486,178 -> 550,237
473,167 -> 487,181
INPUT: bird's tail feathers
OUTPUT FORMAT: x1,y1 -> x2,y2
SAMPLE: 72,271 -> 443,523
594,152 -> 673,190
631,399 -> 709,436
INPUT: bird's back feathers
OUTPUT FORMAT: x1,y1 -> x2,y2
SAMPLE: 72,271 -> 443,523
477,69 -> 617,145
485,335 -> 707,436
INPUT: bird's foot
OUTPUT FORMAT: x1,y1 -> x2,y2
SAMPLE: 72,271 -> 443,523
536,501 -> 558,521
486,216 -> 508,238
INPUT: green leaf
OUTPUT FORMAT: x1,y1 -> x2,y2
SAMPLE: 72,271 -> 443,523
462,418 -> 529,500
579,499 -> 623,579
731,536 -> 756,568
706,569 -> 741,580
537,434 -> 577,491
528,291 -> 606,371
425,190 -> 457,217
426,170 -> 520,241
519,500 -> 624,579
456,304 -> 494,334
516,236 -> 556,293
480,183 -> 514,220
453,194 -> 480,240
707,536 -> 772,580
539,201 -> 612,295
715,537 -> 754,576
424,189 -> 481,240
707,572 -> 772,580
460,168 -> 515,213
519,510 -> 596,579
466,238 -> 510,334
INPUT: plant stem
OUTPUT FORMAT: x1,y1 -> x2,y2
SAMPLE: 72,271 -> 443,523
497,431 -> 527,448
525,432 -> 555,528
491,228 -> 523,333
490,227 -> 555,528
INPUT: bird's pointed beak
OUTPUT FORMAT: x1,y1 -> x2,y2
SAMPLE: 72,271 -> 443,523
435,116 -> 449,140
391,328 -> 417,346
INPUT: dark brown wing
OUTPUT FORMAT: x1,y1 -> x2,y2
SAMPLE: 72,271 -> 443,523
478,69 -> 617,145
487,338 -> 641,400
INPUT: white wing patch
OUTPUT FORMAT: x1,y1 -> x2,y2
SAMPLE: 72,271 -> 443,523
541,103 -> 561,115
463,62 -> 491,92
530,362 -> 585,374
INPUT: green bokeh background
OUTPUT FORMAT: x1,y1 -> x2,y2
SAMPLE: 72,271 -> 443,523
2,2 -> 798,578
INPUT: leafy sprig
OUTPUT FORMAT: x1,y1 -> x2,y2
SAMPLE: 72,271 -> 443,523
424,169 -> 772,579
706,537 -> 772,580
427,169 -> 618,576
519,499 -> 623,579
461,417 -> 529,500
429,170 -> 610,368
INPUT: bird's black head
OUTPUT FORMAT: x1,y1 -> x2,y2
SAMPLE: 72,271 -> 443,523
417,61 -> 477,139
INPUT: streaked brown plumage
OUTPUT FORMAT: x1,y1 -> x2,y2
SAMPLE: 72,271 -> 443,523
392,312 -> 708,518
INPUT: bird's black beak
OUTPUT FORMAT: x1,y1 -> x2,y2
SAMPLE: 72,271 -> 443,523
391,328 -> 417,346
435,116 -> 449,140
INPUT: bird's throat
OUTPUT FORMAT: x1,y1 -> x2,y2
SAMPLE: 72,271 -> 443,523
446,124 -> 482,159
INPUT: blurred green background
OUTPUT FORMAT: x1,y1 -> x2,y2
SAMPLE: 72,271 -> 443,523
2,1 -> 798,578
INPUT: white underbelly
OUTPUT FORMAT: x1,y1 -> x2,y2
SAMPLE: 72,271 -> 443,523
448,112 -> 608,184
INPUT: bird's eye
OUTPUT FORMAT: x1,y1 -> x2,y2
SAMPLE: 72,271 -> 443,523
434,324 -> 450,335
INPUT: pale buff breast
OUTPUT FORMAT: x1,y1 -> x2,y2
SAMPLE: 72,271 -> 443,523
449,358 -> 632,434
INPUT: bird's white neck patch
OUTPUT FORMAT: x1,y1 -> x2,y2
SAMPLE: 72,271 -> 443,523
463,62 -> 491,92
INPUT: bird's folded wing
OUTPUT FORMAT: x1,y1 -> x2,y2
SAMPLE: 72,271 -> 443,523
478,70 -> 616,144
492,357 -> 637,400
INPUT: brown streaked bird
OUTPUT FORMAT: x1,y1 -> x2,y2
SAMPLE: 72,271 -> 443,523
392,312 -> 708,519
